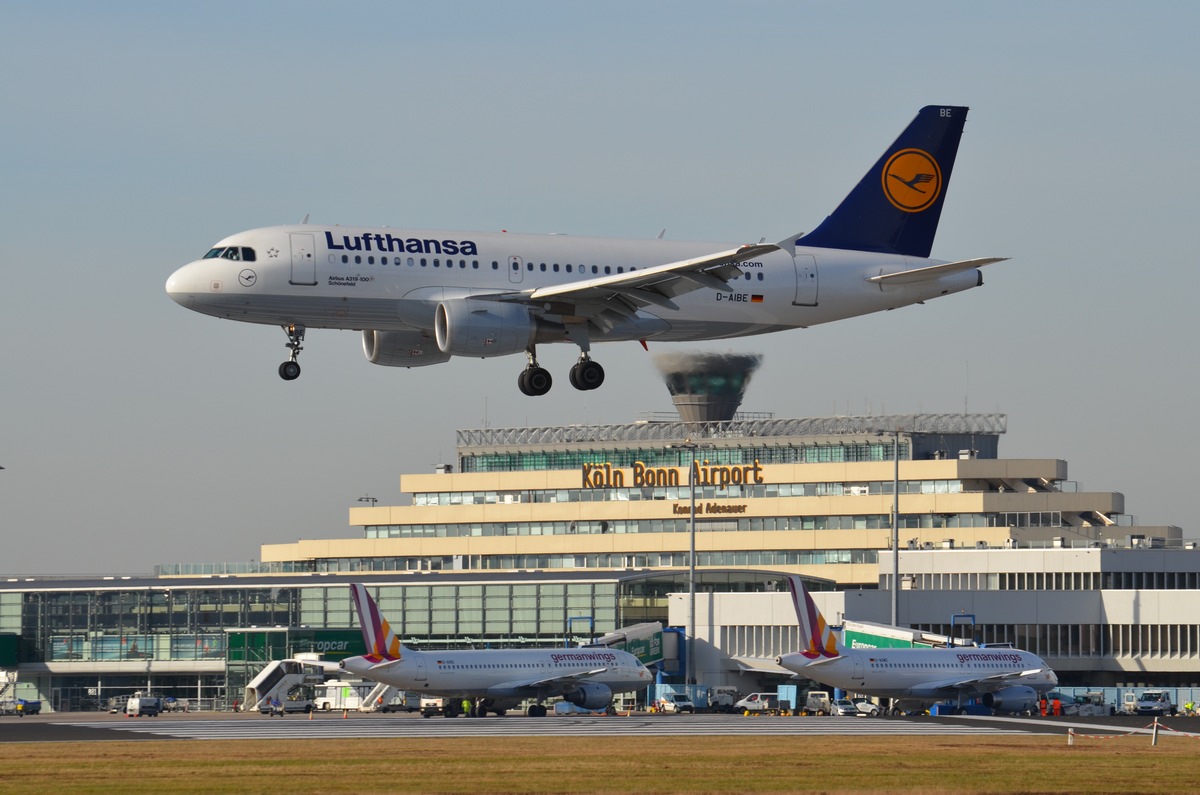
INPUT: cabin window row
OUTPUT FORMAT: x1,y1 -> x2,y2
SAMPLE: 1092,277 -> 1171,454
327,254 -> 767,280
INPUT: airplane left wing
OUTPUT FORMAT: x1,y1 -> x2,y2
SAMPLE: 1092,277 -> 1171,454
483,666 -> 611,700
912,668 -> 1048,698
950,668 -> 1048,693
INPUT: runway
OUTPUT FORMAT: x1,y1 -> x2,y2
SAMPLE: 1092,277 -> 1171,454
0,713 -> 1085,743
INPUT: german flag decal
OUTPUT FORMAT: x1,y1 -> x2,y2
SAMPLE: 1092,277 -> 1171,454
751,295 -> 764,303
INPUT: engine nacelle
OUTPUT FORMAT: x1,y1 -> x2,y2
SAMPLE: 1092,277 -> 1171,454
982,685 -> 1038,715
435,299 -> 536,358
562,682 -> 613,711
362,330 -> 451,368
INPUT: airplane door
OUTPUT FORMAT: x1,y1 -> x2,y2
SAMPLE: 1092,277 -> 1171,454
289,232 -> 317,286
792,254 -> 817,306
851,654 -> 865,681
508,256 -> 524,284
414,655 -> 427,682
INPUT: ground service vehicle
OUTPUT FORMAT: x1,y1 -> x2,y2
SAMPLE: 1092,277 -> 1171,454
1135,690 -> 1176,716
1071,692 -> 1113,717
708,686 -> 739,713
125,696 -> 162,717
735,692 -> 777,714
658,693 -> 695,714
12,699 -> 41,716
803,691 -> 832,716
833,699 -> 858,716
853,699 -> 881,716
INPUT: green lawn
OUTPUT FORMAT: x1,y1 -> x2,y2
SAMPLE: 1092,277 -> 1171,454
1,735 -> 1197,794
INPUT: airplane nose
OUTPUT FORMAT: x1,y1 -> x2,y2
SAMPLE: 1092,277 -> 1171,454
165,262 -> 201,306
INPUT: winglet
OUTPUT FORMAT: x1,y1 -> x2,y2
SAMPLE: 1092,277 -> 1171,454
350,584 -> 402,663
786,576 -> 840,659
797,105 -> 969,258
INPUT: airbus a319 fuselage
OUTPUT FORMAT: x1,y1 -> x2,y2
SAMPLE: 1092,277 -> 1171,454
777,576 -> 1057,715
166,106 -> 1003,395
341,584 -> 651,717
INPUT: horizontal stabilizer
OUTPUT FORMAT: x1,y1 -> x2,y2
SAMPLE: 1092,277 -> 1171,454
867,257 -> 1007,285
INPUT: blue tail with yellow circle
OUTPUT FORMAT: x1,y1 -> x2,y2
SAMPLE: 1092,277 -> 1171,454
797,105 -> 969,259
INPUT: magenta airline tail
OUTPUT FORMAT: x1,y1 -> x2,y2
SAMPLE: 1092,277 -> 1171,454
350,584 -> 402,663
786,576 -> 840,659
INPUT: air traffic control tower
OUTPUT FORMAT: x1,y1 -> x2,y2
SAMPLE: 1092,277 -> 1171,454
654,352 -> 762,423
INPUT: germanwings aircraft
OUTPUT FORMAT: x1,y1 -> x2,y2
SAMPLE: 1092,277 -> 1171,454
339,584 -> 652,717
775,577 -> 1057,715
166,105 -> 1003,396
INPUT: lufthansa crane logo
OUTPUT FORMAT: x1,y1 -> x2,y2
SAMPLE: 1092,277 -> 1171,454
881,148 -> 942,213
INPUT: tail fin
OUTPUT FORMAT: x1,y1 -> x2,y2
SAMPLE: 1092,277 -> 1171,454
796,105 -> 968,258
350,584 -> 403,663
786,576 -> 839,659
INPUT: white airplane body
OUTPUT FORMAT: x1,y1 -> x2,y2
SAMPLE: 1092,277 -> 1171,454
339,584 -> 651,717
776,577 -> 1057,714
166,106 -> 1004,395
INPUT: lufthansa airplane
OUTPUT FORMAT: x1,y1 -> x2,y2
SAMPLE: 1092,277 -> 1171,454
339,584 -> 652,717
775,576 -> 1057,715
166,105 -> 1003,396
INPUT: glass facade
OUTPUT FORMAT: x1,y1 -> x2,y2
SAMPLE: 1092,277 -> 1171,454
460,440 -> 907,473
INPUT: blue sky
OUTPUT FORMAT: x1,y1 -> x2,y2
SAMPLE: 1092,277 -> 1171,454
2,1 -> 1197,574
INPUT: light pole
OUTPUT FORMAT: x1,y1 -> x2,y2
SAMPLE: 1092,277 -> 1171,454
885,429 -> 901,627
670,441 -> 700,686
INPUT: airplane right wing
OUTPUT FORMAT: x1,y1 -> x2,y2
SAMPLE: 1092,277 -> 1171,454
475,242 -> 779,330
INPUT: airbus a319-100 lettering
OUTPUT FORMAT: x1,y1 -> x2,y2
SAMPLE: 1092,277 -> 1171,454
166,105 -> 1004,396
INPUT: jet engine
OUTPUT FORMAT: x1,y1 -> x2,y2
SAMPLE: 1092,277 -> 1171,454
982,685 -> 1039,714
562,682 -> 613,711
362,330 -> 451,368
435,299 -> 537,358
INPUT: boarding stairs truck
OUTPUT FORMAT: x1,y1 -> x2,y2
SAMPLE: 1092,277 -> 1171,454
243,659 -> 325,713
358,682 -> 403,712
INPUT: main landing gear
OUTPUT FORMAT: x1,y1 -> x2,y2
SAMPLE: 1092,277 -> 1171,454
517,348 -> 605,396
278,323 -> 304,381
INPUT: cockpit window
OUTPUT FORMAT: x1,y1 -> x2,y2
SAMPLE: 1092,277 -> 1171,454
202,246 -> 256,262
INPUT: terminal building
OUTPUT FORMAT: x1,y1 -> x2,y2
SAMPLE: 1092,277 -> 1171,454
1,356 -> 1194,710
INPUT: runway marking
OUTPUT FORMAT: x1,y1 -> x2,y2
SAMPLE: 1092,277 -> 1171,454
57,716 -> 1043,740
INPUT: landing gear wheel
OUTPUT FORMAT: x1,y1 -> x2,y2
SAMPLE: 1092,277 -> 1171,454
526,704 -> 547,718
570,359 -> 604,391
518,366 -> 552,396
279,324 -> 305,381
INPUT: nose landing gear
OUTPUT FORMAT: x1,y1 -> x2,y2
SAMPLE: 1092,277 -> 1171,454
279,323 -> 305,381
